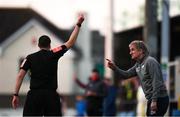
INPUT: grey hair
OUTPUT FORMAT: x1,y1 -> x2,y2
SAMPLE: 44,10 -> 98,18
129,40 -> 149,56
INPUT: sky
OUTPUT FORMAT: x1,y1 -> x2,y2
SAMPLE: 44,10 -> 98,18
0,0 -> 180,34
0,0 -> 145,34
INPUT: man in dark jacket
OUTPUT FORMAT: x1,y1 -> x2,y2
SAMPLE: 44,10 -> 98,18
106,40 -> 169,116
75,69 -> 107,116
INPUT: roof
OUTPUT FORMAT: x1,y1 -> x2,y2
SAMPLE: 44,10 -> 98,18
0,8 -> 81,54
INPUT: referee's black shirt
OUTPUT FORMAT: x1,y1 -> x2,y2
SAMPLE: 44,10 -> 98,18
20,45 -> 68,90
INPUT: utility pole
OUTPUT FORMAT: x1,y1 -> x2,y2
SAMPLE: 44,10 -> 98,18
161,0 -> 170,95
144,0 -> 158,58
104,0 -> 114,78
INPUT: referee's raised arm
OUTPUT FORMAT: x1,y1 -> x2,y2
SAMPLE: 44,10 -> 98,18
65,14 -> 84,49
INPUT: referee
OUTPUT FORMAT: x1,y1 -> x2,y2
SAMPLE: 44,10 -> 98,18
12,14 -> 84,116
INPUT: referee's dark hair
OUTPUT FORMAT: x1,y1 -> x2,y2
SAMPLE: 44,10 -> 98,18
38,35 -> 51,48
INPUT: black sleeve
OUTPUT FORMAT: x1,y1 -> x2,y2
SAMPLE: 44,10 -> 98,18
51,45 -> 68,59
20,55 -> 31,71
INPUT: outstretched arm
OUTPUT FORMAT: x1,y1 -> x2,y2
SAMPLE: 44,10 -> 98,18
74,76 -> 87,89
12,69 -> 26,109
106,58 -> 137,78
64,14 -> 84,49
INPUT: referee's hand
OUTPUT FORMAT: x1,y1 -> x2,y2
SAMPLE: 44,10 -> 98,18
77,14 -> 84,25
12,96 -> 19,109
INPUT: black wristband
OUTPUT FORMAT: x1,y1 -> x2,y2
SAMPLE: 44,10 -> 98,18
76,23 -> 81,27
13,93 -> 19,97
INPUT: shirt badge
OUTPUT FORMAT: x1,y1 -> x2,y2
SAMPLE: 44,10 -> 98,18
52,46 -> 62,53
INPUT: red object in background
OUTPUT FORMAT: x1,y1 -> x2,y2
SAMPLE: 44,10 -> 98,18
31,37 -> 37,46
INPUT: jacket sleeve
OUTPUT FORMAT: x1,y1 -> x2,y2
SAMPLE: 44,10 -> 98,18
75,78 -> 88,89
114,64 -> 137,79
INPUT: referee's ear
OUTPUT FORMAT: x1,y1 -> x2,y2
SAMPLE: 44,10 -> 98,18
49,45 -> 51,49
38,43 -> 40,48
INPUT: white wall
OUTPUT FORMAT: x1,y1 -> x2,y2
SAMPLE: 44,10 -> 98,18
0,27 -> 38,94
58,55 -> 75,94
